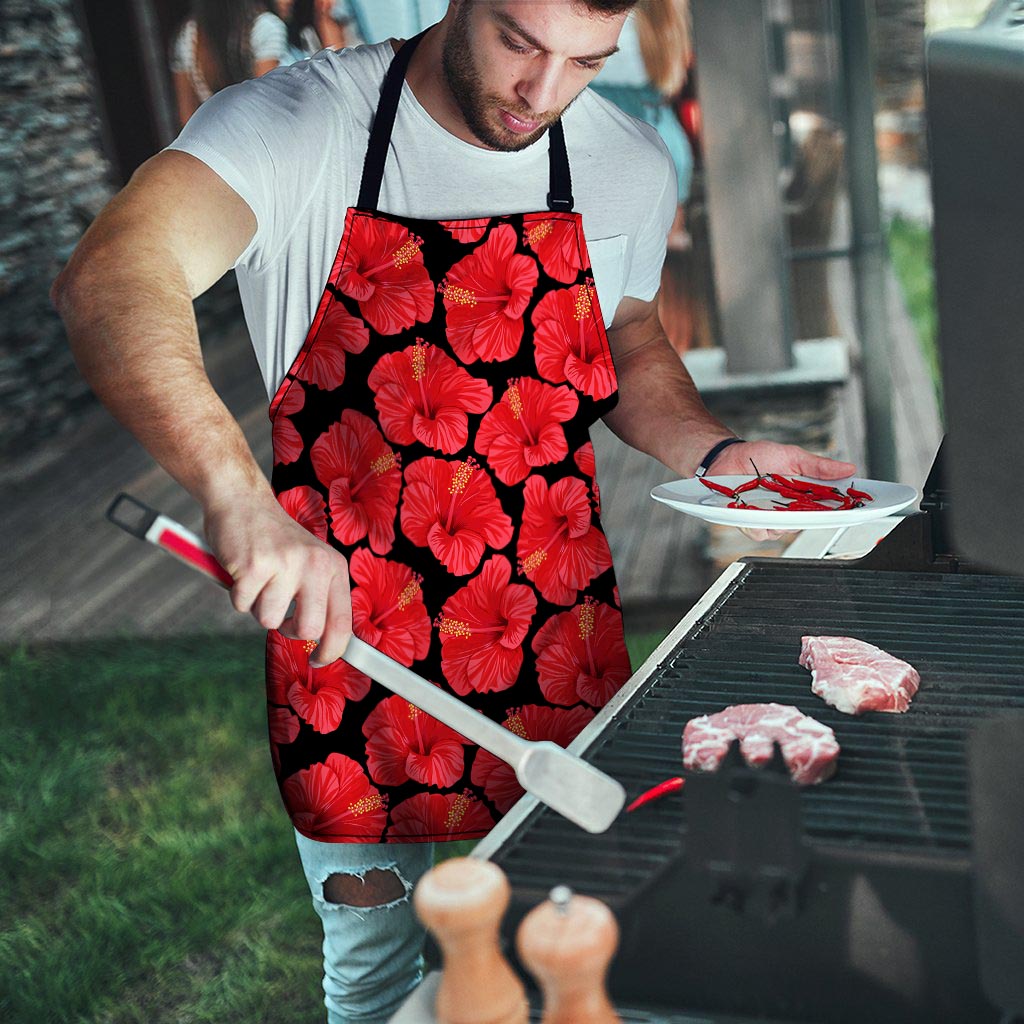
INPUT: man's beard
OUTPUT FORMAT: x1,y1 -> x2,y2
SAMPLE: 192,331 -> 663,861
441,4 -> 559,151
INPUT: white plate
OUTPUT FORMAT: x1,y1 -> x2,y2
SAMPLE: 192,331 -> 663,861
650,476 -> 920,530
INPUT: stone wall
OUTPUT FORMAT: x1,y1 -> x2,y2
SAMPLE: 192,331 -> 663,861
0,0 -> 116,462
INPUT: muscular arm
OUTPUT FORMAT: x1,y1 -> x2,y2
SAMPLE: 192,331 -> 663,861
604,294 -> 856,480
603,295 -> 733,477
51,150 -> 352,661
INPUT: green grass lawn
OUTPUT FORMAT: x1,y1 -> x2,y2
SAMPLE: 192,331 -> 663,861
1,629 -> 666,1023
887,215 -> 942,405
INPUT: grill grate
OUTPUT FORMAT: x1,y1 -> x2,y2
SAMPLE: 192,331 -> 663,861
493,563 -> 1024,902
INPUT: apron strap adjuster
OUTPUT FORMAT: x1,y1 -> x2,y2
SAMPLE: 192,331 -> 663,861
546,191 -> 574,212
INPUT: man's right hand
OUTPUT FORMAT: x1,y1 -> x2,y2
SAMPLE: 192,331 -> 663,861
204,495 -> 352,666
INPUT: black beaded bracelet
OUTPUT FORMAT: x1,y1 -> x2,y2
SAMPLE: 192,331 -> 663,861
694,437 -> 745,478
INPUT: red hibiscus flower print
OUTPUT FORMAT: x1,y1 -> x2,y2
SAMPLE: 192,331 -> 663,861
532,280 -> 617,400
531,597 -> 631,708
368,338 -> 493,454
285,753 -> 387,842
475,377 -> 579,485
522,214 -> 584,284
338,217 -> 434,336
273,383 -> 305,466
517,475 -> 613,605
297,299 -> 370,391
440,224 -> 539,364
269,706 -> 301,746
277,485 -> 328,542
386,790 -> 495,842
348,547 -> 431,669
574,441 -> 601,514
441,220 -> 488,244
470,705 -> 595,813
267,630 -> 371,733
400,456 -> 513,576
310,409 -> 402,555
362,695 -> 471,788
435,555 -> 537,695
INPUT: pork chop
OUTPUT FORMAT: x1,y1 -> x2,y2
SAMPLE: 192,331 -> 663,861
682,703 -> 840,785
799,636 -> 920,716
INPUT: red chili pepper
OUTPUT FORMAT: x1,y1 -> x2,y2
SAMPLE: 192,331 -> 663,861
698,477 -> 737,498
771,473 -> 843,499
734,478 -> 762,494
626,777 -> 685,813
847,486 -> 873,501
768,473 -> 815,493
777,498 -> 835,511
762,479 -> 825,502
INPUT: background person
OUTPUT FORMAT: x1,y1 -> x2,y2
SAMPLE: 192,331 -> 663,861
171,0 -> 289,127
276,0 -> 350,62
591,0 -> 693,242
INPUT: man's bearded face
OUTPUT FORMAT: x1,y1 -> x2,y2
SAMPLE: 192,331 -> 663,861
441,1 -> 620,151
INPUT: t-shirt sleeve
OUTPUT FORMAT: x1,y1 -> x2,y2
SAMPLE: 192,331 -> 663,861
623,131 -> 678,302
165,66 -> 339,273
251,12 -> 288,63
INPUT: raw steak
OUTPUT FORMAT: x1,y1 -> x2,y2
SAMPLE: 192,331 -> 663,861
682,703 -> 839,785
799,636 -> 920,716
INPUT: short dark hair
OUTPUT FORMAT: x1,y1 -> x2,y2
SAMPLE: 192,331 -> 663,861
579,0 -> 639,13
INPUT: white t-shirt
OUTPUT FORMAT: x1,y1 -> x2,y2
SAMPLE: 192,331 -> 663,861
168,40 -> 677,398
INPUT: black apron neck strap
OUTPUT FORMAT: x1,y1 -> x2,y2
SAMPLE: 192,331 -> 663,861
545,119 -> 574,213
357,30 -> 427,212
357,30 -> 575,215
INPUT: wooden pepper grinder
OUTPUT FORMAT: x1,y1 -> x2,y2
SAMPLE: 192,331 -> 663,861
413,857 -> 528,1024
516,885 -> 621,1024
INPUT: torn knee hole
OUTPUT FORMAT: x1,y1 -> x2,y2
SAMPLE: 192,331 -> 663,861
323,868 -> 406,908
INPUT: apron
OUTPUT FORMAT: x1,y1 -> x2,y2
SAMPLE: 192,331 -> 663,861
267,30 -> 632,843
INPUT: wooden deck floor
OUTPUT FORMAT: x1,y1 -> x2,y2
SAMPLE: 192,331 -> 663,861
2,249 -> 940,644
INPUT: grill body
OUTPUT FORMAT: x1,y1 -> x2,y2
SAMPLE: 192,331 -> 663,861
485,557 -> 1024,1022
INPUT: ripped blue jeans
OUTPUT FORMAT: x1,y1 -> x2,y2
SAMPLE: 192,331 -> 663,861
294,830 -> 435,1024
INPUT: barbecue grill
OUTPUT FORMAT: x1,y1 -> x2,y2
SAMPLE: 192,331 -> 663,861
475,457 -> 1024,1021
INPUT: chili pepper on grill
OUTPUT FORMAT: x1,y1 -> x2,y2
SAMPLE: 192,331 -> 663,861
698,477 -> 738,498
626,776 -> 685,813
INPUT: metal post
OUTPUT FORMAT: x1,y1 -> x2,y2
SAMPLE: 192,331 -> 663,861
837,1 -> 898,480
690,0 -> 794,374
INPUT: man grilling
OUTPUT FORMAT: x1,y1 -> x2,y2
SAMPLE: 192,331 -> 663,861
52,1 -> 855,1020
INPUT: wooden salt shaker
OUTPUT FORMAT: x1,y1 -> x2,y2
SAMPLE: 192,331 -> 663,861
413,857 -> 528,1024
517,885 -> 621,1024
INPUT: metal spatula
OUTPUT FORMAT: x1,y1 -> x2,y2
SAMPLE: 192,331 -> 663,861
107,493 -> 626,834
